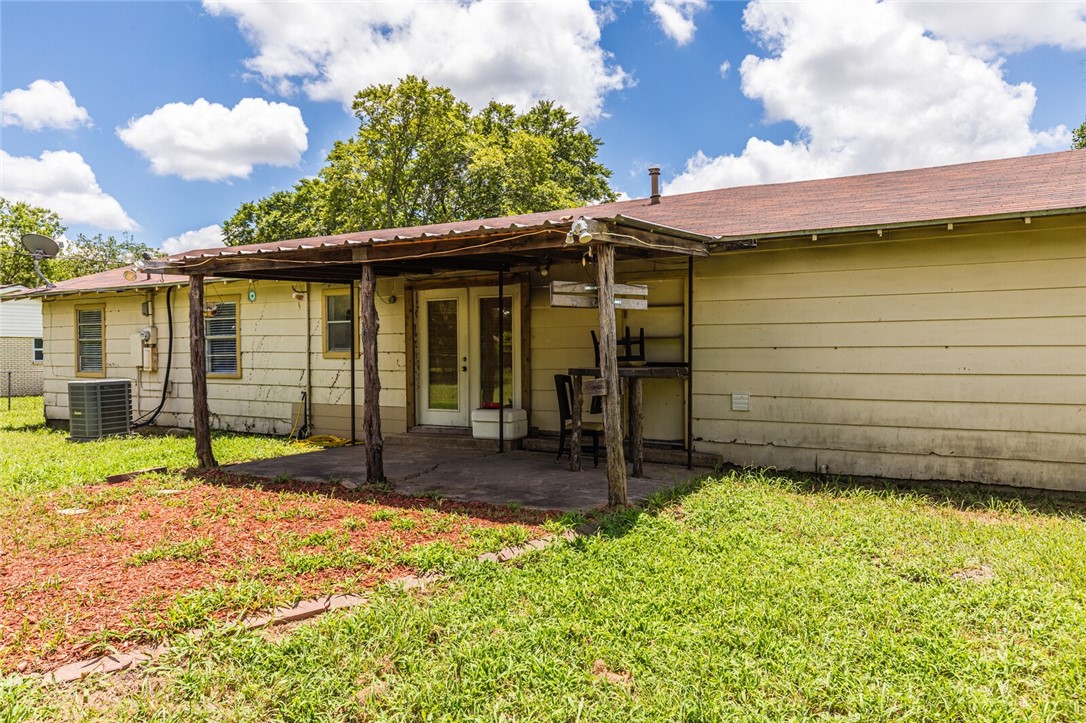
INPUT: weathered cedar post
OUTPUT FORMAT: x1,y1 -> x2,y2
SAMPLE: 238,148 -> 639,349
189,274 -> 217,468
596,243 -> 627,507
360,265 -> 385,484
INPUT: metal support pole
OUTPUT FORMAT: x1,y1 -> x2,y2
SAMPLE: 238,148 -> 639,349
349,280 -> 356,446
498,267 -> 505,453
6,371 -> 12,410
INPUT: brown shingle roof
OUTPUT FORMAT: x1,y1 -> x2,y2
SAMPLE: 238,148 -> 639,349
16,267 -> 188,298
170,149 -> 1086,264
17,149 -> 1086,297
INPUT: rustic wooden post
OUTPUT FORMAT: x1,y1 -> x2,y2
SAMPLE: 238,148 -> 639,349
360,265 -> 385,484
596,243 -> 627,507
189,274 -> 217,469
629,377 -> 643,478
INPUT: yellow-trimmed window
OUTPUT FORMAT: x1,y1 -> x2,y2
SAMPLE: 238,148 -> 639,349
322,287 -> 358,358
205,297 -> 241,377
75,305 -> 105,377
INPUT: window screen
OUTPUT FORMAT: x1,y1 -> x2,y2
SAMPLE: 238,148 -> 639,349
205,301 -> 238,375
76,308 -> 103,374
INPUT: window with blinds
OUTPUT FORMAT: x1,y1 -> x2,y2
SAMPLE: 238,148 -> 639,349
76,306 -> 104,376
205,300 -> 239,376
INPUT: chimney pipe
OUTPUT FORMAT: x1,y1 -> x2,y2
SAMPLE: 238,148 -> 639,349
648,167 -> 661,205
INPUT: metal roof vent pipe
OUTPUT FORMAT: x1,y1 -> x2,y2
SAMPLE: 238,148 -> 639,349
648,167 -> 661,205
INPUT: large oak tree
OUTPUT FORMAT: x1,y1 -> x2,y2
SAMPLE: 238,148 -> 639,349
222,76 -> 617,246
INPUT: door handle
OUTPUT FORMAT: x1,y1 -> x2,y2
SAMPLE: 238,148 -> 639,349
461,365 -> 467,372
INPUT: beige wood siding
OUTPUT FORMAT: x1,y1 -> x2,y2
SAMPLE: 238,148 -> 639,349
529,261 -> 689,442
692,215 -> 1086,491
42,278 -> 408,437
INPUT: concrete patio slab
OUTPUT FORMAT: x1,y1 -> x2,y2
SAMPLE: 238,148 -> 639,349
225,446 -> 706,511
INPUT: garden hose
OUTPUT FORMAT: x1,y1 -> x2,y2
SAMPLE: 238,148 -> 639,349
297,434 -> 350,448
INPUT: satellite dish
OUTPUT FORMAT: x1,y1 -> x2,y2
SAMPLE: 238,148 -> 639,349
19,233 -> 59,289
20,233 -> 60,259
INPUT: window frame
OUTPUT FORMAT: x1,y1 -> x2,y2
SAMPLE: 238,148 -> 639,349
205,295 -> 242,379
321,286 -> 359,359
32,337 -> 44,364
74,304 -> 105,378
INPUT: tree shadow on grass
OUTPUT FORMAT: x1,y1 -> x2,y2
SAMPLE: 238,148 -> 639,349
580,472 -> 715,541
582,465 -> 1086,543
761,468 -> 1086,522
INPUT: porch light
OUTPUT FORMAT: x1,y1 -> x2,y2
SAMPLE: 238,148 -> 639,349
566,218 -> 592,245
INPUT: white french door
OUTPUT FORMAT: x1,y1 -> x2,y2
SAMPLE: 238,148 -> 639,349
416,286 -> 521,427
418,289 -> 470,426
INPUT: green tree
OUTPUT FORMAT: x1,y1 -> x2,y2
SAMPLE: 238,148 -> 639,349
0,198 -> 66,287
222,77 -> 616,246
222,179 -> 327,246
1,197 -> 155,286
52,232 -> 156,280
1073,119 -> 1086,150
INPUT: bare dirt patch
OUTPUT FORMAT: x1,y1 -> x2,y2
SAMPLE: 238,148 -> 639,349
0,471 -> 557,673
949,564 -> 996,583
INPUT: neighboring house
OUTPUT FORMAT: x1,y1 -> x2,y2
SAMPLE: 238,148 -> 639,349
17,150 -> 1086,491
0,284 -> 44,397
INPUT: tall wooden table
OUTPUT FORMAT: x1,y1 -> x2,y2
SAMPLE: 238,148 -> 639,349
566,363 -> 690,477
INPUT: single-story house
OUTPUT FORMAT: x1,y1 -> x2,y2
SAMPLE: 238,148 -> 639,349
0,284 -> 44,397
18,150 -> 1086,494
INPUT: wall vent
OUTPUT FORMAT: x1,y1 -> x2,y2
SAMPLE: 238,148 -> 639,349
68,379 -> 132,441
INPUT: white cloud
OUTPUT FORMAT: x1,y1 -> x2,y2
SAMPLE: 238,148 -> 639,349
117,97 -> 308,181
666,0 -> 1071,195
0,150 -> 138,231
159,224 -> 225,255
892,0 -> 1086,56
649,0 -> 708,45
203,0 -> 628,124
719,60 -> 731,78
0,80 -> 91,131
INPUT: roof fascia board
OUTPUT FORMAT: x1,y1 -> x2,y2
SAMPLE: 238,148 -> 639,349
710,206 -> 1086,245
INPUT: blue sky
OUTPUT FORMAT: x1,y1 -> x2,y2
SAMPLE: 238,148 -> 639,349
2,1 -> 1084,255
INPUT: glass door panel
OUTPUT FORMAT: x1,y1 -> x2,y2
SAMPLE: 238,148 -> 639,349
478,296 -> 513,408
417,289 -> 469,426
427,299 -> 459,410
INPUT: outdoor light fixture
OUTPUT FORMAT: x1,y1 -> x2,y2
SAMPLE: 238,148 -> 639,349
565,218 -> 593,245
123,250 -> 155,281
538,258 -> 551,277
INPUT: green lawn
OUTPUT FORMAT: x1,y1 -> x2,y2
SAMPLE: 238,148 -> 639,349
8,469 -> 1086,721
0,396 -> 294,496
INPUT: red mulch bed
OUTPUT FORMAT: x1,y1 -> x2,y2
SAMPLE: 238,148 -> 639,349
0,471 -> 559,674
